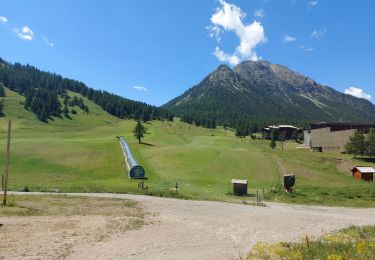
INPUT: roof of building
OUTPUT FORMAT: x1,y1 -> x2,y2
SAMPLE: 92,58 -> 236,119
310,122 -> 375,131
352,167 -> 375,173
278,125 -> 298,129
231,179 -> 248,184
262,125 -> 299,131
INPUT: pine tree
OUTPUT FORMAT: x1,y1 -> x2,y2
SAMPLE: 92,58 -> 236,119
39,105 -> 48,122
0,83 -> 5,97
0,100 -> 4,115
367,128 -> 375,158
345,130 -> 366,158
133,120 -> 147,143
63,105 -> 69,117
141,110 -> 150,122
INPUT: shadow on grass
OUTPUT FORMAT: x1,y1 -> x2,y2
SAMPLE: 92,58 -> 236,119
357,158 -> 375,163
140,142 -> 155,146
226,192 -> 256,197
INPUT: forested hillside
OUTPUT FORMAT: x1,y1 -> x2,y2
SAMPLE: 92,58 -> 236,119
0,58 -> 172,122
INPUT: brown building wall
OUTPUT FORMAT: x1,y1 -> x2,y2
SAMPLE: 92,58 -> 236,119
353,171 -> 374,181
353,170 -> 362,180
362,172 -> 374,182
310,128 -> 358,153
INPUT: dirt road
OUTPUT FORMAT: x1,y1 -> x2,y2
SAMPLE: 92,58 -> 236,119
2,192 -> 375,259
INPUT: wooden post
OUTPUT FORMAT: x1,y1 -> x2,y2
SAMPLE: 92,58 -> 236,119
3,120 -> 11,205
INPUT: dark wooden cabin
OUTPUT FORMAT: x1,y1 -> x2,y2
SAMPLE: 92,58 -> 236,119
351,167 -> 374,182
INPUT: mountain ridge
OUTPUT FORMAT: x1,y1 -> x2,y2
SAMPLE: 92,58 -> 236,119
164,60 -> 375,128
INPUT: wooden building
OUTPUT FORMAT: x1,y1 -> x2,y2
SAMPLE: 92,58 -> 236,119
231,179 -> 248,196
351,167 -> 374,182
261,125 -> 301,140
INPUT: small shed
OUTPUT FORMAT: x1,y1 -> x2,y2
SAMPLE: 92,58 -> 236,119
231,179 -> 248,196
351,167 -> 374,182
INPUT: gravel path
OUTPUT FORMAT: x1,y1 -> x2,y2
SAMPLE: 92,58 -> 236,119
4,192 -> 375,259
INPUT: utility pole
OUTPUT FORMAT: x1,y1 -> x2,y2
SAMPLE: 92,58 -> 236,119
3,120 -> 11,205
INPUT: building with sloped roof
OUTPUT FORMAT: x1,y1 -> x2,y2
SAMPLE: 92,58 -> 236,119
351,166 -> 374,182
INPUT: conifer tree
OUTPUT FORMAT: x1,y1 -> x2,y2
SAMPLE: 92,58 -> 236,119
0,83 -> 5,97
367,128 -> 375,158
0,100 -> 4,115
345,130 -> 366,158
39,105 -> 48,122
133,120 -> 147,143
63,105 -> 69,117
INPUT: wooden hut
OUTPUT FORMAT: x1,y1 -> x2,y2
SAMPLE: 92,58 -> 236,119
231,179 -> 248,196
351,167 -> 374,182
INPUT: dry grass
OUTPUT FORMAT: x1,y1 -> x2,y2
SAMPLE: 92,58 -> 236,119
0,194 -> 142,217
0,195 -> 145,259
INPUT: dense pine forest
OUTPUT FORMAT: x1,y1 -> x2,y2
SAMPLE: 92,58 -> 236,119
0,58 -> 173,122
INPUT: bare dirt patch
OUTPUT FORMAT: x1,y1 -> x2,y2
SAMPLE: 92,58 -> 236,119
0,195 -> 143,260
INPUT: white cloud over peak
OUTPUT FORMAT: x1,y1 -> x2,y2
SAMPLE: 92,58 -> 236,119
133,86 -> 148,92
42,36 -> 54,47
344,87 -> 372,101
214,46 -> 241,65
254,9 -> 264,18
208,0 -> 266,65
282,34 -> 296,43
13,26 -> 34,40
309,1 -> 318,6
311,29 -> 326,39
0,16 -> 8,24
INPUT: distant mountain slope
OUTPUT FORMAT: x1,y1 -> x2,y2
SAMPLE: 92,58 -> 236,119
164,60 -> 375,127
0,58 -> 172,122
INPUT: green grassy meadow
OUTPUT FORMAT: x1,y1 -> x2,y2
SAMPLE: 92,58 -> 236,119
0,88 -> 374,206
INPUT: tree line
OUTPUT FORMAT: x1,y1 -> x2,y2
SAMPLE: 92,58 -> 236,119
0,58 -> 172,122
0,83 -> 5,116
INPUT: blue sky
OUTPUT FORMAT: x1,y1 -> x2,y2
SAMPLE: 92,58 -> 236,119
0,0 -> 374,106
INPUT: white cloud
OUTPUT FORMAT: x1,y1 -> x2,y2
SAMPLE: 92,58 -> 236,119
309,1 -> 318,6
206,24 -> 222,42
133,86 -> 148,92
311,29 -> 326,39
0,16 -> 8,24
344,87 -> 372,101
42,36 -> 54,47
13,26 -> 34,40
300,46 -> 315,52
254,9 -> 264,18
208,0 -> 266,65
282,34 -> 296,43
214,46 -> 241,65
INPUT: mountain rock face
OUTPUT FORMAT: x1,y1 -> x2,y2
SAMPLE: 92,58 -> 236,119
164,60 -> 375,126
